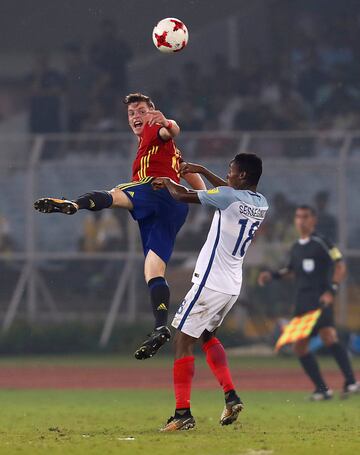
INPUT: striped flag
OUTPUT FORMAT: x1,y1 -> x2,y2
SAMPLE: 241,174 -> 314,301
275,309 -> 322,352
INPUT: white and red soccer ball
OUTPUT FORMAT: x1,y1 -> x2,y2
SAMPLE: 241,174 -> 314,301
152,18 -> 189,54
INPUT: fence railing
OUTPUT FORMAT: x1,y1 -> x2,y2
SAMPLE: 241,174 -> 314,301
0,131 -> 359,345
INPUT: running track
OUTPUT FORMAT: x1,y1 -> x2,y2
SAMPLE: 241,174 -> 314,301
0,366 -> 357,390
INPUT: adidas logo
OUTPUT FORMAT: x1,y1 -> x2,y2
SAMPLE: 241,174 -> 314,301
157,303 -> 167,311
128,191 -> 135,197
89,199 -> 95,209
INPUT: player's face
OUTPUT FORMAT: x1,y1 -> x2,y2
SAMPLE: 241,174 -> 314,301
226,161 -> 243,188
294,209 -> 317,236
127,102 -> 153,136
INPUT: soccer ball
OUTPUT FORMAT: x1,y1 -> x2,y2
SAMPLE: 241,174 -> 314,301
152,18 -> 189,54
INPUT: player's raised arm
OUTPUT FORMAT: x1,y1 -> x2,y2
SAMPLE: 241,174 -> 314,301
147,110 -> 180,140
181,162 -> 227,187
182,172 -> 207,190
152,178 -> 201,203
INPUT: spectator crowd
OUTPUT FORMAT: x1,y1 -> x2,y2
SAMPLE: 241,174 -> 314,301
19,3 -> 360,135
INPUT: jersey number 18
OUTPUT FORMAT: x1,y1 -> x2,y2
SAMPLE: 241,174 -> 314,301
232,219 -> 260,257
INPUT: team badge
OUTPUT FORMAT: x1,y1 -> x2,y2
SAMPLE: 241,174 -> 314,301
302,259 -> 315,273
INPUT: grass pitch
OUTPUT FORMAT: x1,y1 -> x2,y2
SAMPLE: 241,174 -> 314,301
0,388 -> 359,455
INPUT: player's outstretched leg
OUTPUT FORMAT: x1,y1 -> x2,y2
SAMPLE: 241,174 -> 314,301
34,191 -> 114,215
202,335 -> 244,425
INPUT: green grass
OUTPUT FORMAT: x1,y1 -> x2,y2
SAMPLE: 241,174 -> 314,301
0,353 -> 359,370
0,389 -> 359,455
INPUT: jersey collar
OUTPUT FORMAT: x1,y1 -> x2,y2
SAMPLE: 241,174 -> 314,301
298,237 -> 310,245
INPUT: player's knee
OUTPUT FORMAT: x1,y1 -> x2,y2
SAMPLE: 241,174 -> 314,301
110,188 -> 133,209
77,191 -> 113,211
201,330 -> 215,345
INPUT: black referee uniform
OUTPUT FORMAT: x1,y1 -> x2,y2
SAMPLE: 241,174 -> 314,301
286,233 -> 341,332
275,233 -> 357,394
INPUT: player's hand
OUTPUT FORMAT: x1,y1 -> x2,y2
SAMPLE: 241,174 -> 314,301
180,162 -> 204,176
258,271 -> 272,287
147,110 -> 168,127
152,177 -> 170,190
319,291 -> 335,307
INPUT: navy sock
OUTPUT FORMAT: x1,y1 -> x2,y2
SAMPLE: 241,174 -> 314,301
328,342 -> 356,386
225,389 -> 239,403
148,277 -> 170,329
174,408 -> 191,418
75,191 -> 113,211
299,353 -> 328,391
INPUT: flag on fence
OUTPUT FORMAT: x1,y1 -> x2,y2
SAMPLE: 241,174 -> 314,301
275,309 -> 322,352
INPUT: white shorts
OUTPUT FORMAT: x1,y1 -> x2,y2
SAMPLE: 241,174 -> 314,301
172,284 -> 238,338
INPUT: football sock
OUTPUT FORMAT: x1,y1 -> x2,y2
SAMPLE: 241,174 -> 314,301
225,389 -> 239,404
174,408 -> 192,418
174,356 -> 195,411
328,342 -> 356,385
148,277 -> 170,329
75,191 -> 113,211
299,353 -> 328,391
202,337 -> 235,393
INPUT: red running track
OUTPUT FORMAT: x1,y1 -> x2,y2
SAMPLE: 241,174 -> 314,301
0,366 -> 356,391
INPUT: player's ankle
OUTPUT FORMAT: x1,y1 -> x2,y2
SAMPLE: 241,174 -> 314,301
175,408 -> 192,418
225,389 -> 238,403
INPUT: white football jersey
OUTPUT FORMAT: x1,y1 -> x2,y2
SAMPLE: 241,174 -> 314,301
192,186 -> 268,295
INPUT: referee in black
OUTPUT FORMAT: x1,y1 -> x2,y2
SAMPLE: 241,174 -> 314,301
258,205 -> 359,400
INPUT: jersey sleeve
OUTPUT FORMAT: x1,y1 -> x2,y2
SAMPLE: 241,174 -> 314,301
197,186 -> 236,210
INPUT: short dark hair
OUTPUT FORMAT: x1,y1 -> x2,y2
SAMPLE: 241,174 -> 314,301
232,153 -> 262,185
123,93 -> 155,109
296,205 -> 317,216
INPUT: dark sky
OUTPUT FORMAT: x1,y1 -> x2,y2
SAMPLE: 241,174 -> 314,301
0,0 -> 253,53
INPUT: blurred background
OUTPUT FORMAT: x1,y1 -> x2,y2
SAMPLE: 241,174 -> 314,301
0,0 -> 359,354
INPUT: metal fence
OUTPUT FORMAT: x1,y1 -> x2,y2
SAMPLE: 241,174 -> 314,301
0,131 -> 359,345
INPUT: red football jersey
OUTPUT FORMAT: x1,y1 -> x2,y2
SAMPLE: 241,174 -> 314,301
132,123 -> 182,183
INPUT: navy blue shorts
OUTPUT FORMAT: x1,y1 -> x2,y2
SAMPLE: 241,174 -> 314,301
117,179 -> 189,263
